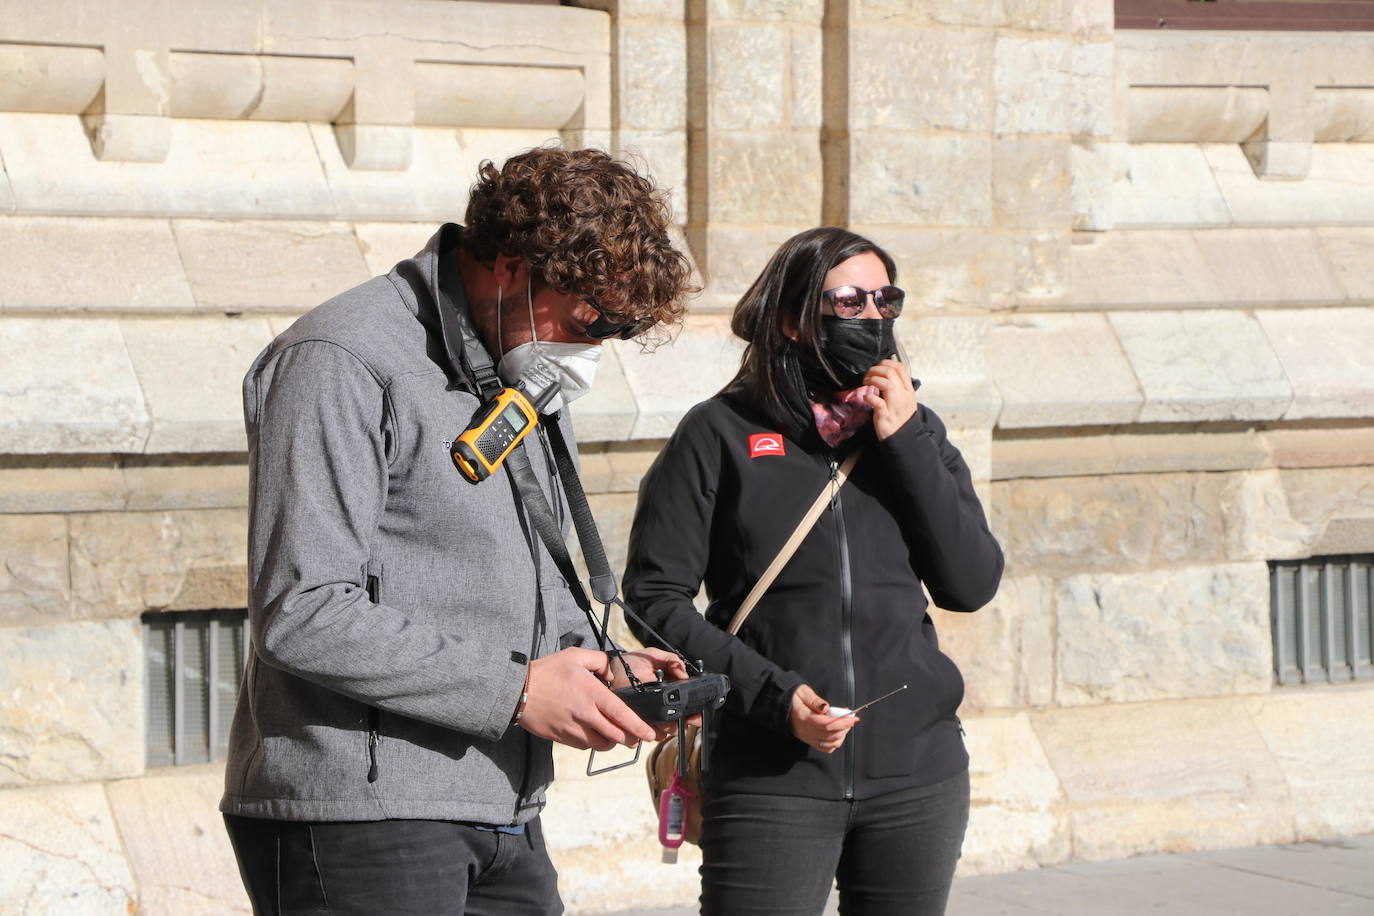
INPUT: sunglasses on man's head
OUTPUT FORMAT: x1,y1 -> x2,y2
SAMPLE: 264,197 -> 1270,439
582,296 -> 652,340
822,285 -> 905,319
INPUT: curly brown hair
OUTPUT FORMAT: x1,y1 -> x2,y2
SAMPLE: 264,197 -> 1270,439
462,147 -> 695,336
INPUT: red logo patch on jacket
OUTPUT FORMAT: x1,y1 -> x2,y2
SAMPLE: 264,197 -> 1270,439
748,433 -> 786,458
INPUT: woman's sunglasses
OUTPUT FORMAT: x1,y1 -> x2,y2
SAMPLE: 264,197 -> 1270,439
821,285 -> 905,319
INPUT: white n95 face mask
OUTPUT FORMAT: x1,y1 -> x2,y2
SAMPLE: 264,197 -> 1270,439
494,277 -> 603,414
498,339 -> 602,413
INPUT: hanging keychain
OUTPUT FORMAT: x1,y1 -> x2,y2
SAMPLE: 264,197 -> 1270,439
657,718 -> 696,863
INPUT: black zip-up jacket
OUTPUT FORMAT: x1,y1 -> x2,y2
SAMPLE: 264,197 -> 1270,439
624,393 -> 1003,800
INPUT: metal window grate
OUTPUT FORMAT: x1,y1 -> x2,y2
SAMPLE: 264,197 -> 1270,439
143,609 -> 248,767
1270,555 -> 1374,685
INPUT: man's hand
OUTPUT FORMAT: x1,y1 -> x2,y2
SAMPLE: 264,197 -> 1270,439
789,683 -> 859,754
606,647 -> 689,689
863,359 -> 918,441
517,647 -> 657,751
607,648 -> 699,741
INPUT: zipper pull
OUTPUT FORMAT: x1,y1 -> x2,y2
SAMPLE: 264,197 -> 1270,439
367,730 -> 380,783
828,457 -> 840,507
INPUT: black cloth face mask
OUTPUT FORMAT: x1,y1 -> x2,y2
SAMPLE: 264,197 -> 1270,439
817,316 -> 897,389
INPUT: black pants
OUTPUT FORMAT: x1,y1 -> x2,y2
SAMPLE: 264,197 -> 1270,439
223,814 -> 562,916
698,770 -> 970,916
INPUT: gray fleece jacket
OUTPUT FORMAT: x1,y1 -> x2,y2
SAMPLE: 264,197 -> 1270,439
220,226 -> 590,825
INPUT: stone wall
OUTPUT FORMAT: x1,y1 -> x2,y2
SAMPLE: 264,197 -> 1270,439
1,0 -> 1373,914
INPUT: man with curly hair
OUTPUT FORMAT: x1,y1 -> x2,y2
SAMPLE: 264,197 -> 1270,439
220,147 -> 696,914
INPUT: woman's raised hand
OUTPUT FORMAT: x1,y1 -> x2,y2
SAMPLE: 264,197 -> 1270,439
862,359 -> 918,441
789,683 -> 860,754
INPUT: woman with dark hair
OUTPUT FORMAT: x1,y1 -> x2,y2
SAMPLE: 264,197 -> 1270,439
624,226 -> 1004,915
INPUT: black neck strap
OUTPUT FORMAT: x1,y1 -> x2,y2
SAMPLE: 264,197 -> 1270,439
434,224 -> 503,399
432,227 -> 688,668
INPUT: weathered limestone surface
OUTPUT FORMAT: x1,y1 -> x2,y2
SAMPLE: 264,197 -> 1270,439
990,312 -> 1142,429
1071,40 -> 1113,140
992,472 -> 1235,576
1110,144 -> 1231,228
1218,469 -> 1314,564
993,138 -> 1071,229
1248,686 -> 1374,839
960,713 -> 1070,876
1009,228 -> 1069,301
707,25 -> 786,130
0,514 -> 69,626
1206,143 -> 1374,227
69,508 -> 248,618
0,143 -> 15,212
849,133 -> 991,226
1264,427 -> 1374,474
0,620 -> 142,786
850,28 -> 994,132
790,25 -> 821,129
1256,308 -> 1374,421
1031,698 -> 1296,860
0,113 -> 335,218
616,315 -> 743,439
1316,227 -> 1374,302
0,216 -> 194,310
172,219 -> 371,311
1109,310 -> 1292,423
1066,229 -> 1222,308
570,344 -> 639,444
896,315 -> 1001,431
1054,563 -> 1272,706
0,317 -> 151,454
311,122 -> 522,223
992,428 -> 1274,481
1064,228 -> 1359,311
1070,140 -> 1117,231
865,227 -> 1013,314
707,0 -> 823,18
354,221 -> 442,278
0,783 -> 138,914
937,576 -> 1055,713
106,765 -> 252,915
1193,229 -> 1345,308
849,0 -> 1003,26
1128,87 -> 1268,144
995,37 -> 1074,136
1278,466 -> 1374,557
618,22 -> 687,130
121,316 -> 274,453
0,458 -> 249,515
704,131 -> 822,225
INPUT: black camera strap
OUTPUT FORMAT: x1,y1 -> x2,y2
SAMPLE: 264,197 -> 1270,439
429,225 -> 691,674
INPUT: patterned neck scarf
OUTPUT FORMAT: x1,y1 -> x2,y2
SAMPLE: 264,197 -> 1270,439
810,386 -> 878,447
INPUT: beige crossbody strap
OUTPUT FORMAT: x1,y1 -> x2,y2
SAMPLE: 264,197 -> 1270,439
726,447 -> 864,636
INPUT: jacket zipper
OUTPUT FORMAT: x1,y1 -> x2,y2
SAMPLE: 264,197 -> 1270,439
365,574 -> 381,783
829,455 -> 857,801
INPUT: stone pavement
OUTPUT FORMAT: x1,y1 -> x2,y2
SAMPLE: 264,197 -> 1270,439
597,835 -> 1374,916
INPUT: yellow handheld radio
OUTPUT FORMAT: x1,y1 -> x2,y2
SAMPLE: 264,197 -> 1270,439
451,362 -> 560,483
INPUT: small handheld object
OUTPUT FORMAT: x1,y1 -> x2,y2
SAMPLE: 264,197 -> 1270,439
613,672 -> 729,724
828,684 -> 907,717
451,363 -> 559,483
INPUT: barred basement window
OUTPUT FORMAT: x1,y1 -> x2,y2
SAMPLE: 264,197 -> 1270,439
1270,556 -> 1374,686
143,609 -> 249,767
